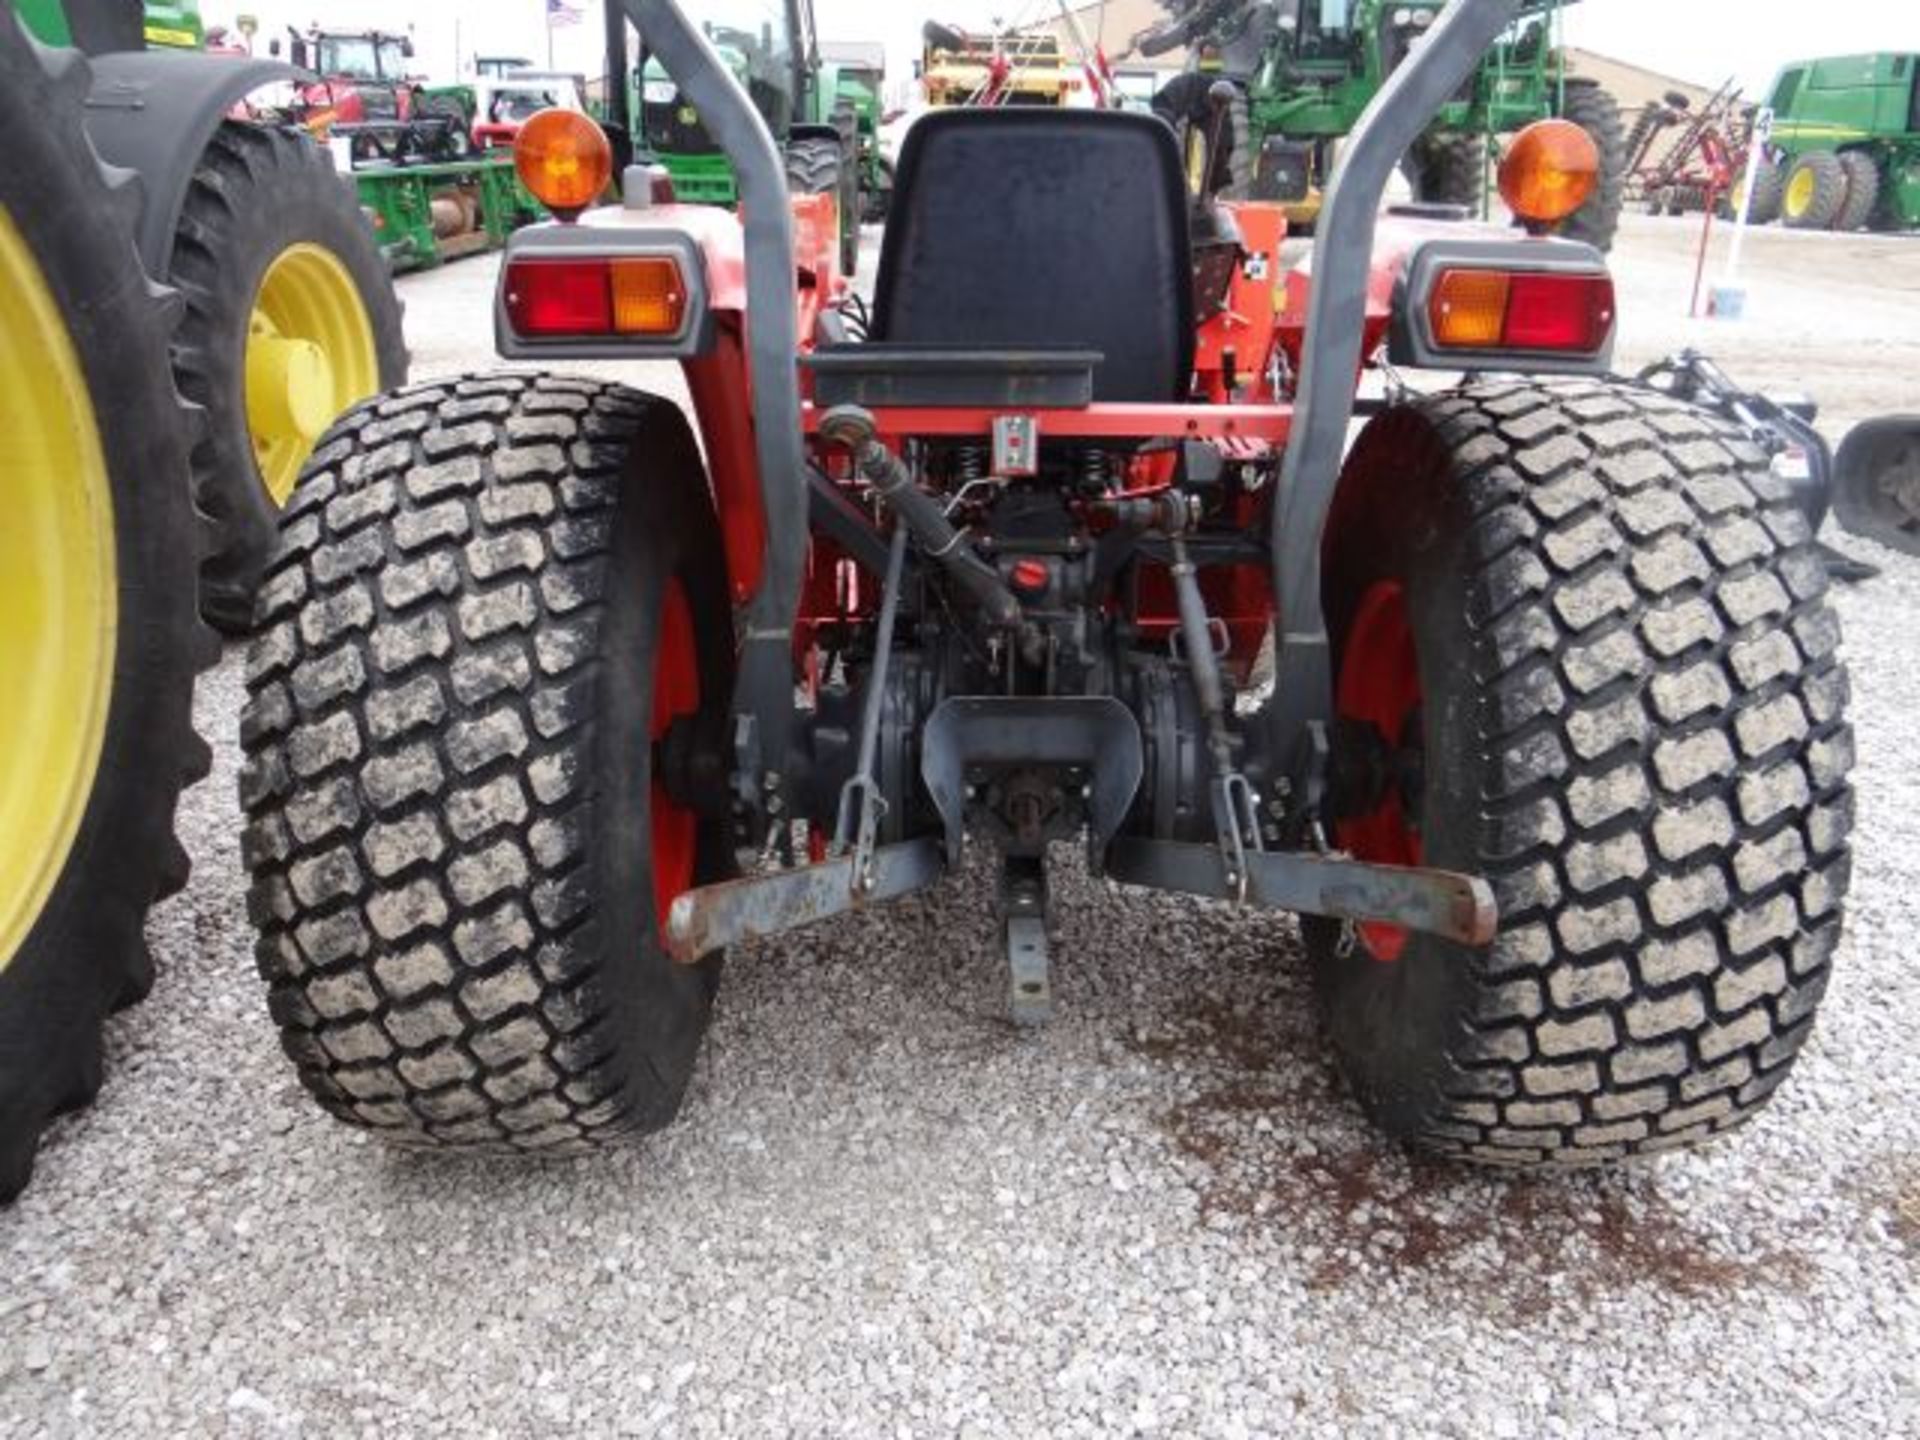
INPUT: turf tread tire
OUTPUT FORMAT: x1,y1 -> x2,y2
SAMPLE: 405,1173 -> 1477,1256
171,122 -> 407,634
1313,378 -> 1853,1169
0,18 -> 211,1202
240,375 -> 734,1153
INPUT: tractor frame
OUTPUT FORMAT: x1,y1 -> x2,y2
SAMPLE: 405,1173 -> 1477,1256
507,0 -> 1545,970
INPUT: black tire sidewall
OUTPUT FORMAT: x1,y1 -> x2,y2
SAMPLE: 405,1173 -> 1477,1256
1310,411 -> 1485,1133
594,407 -> 736,1112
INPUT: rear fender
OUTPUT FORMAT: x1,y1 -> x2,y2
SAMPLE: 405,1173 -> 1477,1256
80,51 -> 296,279
492,198 -> 827,607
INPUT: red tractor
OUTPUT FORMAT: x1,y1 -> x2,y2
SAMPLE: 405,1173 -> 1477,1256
239,0 -> 1908,1171
285,26 -> 470,163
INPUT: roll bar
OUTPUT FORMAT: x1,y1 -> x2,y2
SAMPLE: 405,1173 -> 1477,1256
1264,0 -> 1525,774
622,0 -> 811,815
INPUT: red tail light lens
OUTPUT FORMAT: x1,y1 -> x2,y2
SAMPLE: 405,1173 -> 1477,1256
1429,268 -> 1614,354
506,260 -> 613,336
1503,272 -> 1616,351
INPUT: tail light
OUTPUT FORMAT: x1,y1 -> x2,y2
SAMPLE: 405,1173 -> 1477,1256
504,256 -> 691,341
1391,239 -> 1617,374
1429,268 -> 1615,354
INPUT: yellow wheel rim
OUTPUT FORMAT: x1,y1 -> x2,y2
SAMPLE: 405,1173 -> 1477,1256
0,211 -> 117,976
1185,126 -> 1210,196
1784,165 -> 1816,219
246,243 -> 378,507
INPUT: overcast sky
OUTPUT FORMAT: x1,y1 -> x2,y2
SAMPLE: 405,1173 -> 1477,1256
215,1 -> 1911,102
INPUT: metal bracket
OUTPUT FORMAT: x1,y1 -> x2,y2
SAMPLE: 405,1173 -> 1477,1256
1106,838 -> 1498,948
1000,858 -> 1053,1026
920,697 -> 1144,866
664,839 -> 946,965
992,414 -> 1039,477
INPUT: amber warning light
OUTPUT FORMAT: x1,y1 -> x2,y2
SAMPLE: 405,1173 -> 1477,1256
513,110 -> 614,218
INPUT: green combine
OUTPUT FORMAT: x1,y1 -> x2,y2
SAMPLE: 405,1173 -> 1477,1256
1745,53 -> 1920,232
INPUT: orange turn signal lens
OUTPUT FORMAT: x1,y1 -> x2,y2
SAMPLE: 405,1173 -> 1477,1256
609,257 -> 688,335
1429,269 -> 1511,348
514,110 -> 614,216
1498,118 -> 1600,225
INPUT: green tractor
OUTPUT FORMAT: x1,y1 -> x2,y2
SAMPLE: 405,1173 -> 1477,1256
1144,0 -> 1626,250
1742,53 -> 1920,232
822,40 -> 894,224
10,0 -> 406,633
0,0 -> 405,1198
612,0 -> 863,273
1,4 -> 204,1201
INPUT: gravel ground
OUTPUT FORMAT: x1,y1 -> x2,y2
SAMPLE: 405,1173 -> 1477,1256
4,216 -> 1919,1437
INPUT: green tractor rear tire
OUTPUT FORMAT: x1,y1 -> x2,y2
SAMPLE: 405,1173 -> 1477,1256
787,134 -> 859,277
1404,132 -> 1486,211
1731,156 -> 1787,225
0,16 -> 210,1203
1556,79 -> 1627,252
1834,151 -> 1881,233
173,122 -> 408,633
1783,150 -> 1848,230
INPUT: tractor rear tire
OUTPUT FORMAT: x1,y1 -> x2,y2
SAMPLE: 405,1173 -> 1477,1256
787,135 -> 859,279
172,122 -> 407,634
863,157 -> 895,226
1312,378 -> 1853,1169
241,375 -> 736,1151
1404,132 -> 1485,212
1834,151 -> 1881,233
1733,155 -> 1786,225
0,20 -> 210,1202
1783,150 -> 1847,230
417,93 -> 474,161
1154,73 -> 1252,198
1556,79 -> 1627,252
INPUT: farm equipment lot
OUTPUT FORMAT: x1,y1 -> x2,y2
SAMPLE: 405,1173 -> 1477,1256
4,216 -> 1918,1436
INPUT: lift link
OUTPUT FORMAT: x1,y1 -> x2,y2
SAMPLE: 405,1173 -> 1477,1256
831,523 -> 910,893
1165,526 -> 1264,903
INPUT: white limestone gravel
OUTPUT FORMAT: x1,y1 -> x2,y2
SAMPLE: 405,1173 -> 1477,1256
3,217 -> 1918,1438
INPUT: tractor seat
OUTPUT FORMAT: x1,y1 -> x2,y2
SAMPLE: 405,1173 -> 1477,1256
868,108 -> 1195,405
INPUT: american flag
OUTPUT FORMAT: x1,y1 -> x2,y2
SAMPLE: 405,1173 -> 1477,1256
547,0 -> 583,26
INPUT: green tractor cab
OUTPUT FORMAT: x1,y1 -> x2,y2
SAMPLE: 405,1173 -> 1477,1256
617,0 -> 862,272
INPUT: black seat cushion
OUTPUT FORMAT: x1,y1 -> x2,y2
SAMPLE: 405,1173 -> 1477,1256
871,108 -> 1195,404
